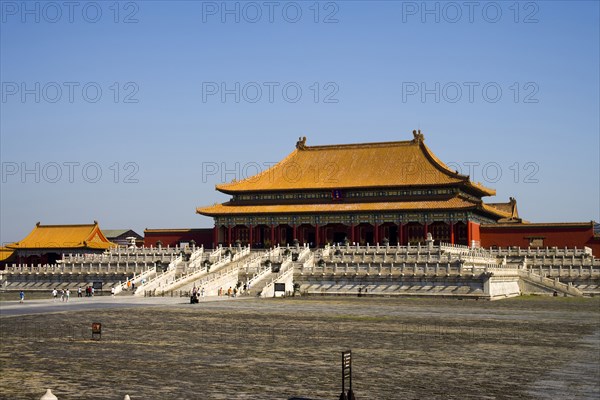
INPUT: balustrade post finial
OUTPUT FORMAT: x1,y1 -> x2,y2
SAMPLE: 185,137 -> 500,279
40,389 -> 58,400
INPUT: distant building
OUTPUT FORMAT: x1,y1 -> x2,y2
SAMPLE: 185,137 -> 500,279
143,228 -> 212,248
5,221 -> 115,265
480,222 -> 600,255
102,229 -> 143,247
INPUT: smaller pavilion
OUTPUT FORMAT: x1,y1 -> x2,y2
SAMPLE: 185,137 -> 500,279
6,221 -> 115,265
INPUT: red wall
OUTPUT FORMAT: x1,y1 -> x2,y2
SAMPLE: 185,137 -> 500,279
144,229 -> 213,248
468,221 -> 481,244
480,223 -> 600,256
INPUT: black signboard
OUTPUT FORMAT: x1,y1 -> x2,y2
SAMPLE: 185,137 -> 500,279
274,283 -> 286,292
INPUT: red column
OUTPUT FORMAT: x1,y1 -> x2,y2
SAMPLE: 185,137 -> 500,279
399,223 -> 404,245
293,224 -> 297,240
424,222 -> 428,240
450,222 -> 455,245
270,224 -> 275,246
467,221 -> 471,246
374,223 -> 379,244
315,224 -> 320,247
350,224 -> 355,243
213,226 -> 218,247
228,225 -> 232,245
249,225 -> 253,246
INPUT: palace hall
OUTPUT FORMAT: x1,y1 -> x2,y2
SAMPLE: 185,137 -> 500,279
197,131 -> 521,248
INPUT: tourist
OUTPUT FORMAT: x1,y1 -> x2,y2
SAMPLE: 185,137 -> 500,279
131,282 -> 135,292
201,287 -> 205,298
77,287 -> 82,298
233,287 -> 237,298
65,289 -> 70,302
91,287 -> 95,296
111,287 -> 115,297
243,283 -> 247,294
60,289 -> 65,302
19,291 -> 24,303
52,288 -> 58,301
227,287 -> 232,297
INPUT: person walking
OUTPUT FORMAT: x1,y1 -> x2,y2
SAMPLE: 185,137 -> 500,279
52,288 -> 58,301
65,289 -> 70,302
77,287 -> 82,298
19,291 -> 24,303
60,289 -> 65,302
200,287 -> 205,299
111,287 -> 115,297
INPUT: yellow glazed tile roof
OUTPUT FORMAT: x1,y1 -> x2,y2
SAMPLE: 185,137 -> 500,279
480,204 -> 514,219
0,247 -> 15,262
486,197 -> 519,220
7,222 -> 116,250
197,196 -> 508,218
216,133 -> 495,196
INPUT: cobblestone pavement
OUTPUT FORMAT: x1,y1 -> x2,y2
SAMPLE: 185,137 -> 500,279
1,296 -> 599,399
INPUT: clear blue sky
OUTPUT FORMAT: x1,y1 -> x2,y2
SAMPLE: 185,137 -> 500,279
1,0 -> 599,244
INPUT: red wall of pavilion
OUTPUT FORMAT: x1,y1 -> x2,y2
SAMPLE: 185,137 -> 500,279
480,224 -> 600,256
144,229 -> 213,248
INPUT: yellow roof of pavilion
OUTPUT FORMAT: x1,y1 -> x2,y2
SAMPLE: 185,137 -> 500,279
6,222 -> 116,250
216,132 -> 495,196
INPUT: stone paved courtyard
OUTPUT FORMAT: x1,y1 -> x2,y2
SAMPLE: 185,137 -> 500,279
1,296 -> 599,400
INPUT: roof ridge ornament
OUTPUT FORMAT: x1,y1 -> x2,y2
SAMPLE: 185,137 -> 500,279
296,136 -> 307,150
412,129 -> 425,143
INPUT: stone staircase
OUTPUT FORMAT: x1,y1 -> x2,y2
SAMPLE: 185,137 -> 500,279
247,266 -> 277,297
518,270 -> 584,297
133,253 -> 186,296
169,247 -> 252,295
259,259 -> 294,297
